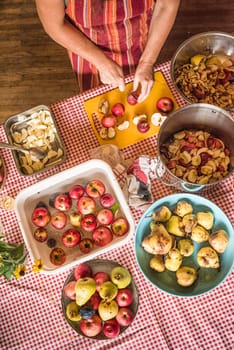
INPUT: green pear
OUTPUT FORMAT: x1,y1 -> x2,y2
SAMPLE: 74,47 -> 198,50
75,277 -> 96,306
110,266 -> 131,289
166,215 -> 186,237
151,206 -> 172,222
98,300 -> 119,321
66,301 -> 81,322
99,281 -> 118,301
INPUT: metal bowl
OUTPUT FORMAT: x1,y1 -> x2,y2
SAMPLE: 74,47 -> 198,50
61,259 -> 139,340
170,31 -> 234,108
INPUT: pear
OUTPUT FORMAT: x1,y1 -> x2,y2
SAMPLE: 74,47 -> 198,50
182,214 -> 197,233
142,222 -> 173,255
191,225 -> 209,243
166,215 -> 186,237
150,255 -> 165,272
176,266 -> 198,287
110,266 -> 131,289
165,248 -> 182,272
151,206 -> 172,222
66,301 -> 81,322
197,247 -> 219,268
178,239 -> 194,257
98,300 -> 119,321
174,200 -> 193,217
75,277 -> 96,306
196,211 -> 214,230
208,229 -> 229,253
99,281 -> 118,301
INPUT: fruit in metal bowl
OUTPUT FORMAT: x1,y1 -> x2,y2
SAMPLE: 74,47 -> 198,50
61,259 -> 138,339
160,129 -> 231,185
174,53 -> 234,109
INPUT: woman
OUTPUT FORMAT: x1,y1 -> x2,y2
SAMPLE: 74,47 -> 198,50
35,0 -> 180,102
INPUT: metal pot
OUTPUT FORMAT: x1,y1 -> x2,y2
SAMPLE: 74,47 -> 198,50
154,103 -> 234,192
170,31 -> 234,107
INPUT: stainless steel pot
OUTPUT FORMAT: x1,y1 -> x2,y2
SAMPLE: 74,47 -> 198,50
170,31 -> 234,107
154,103 -> 234,192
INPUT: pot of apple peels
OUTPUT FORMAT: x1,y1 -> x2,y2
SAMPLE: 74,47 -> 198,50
154,103 -> 234,192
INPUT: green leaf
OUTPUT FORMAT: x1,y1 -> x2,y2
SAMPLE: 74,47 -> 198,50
111,202 -> 120,215
0,241 -> 16,251
10,244 -> 24,261
0,261 -> 15,280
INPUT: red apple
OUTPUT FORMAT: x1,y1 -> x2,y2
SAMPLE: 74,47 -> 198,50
54,193 -> 72,211
62,228 -> 81,248
137,119 -> 150,133
96,208 -> 114,225
116,288 -> 134,307
64,281 -> 76,300
92,226 -> 113,247
77,196 -> 96,215
156,97 -> 174,113
116,307 -> 134,327
86,291 -> 101,310
102,319 -> 120,338
93,271 -> 110,292
79,238 -> 94,254
100,193 -> 115,208
80,314 -> 102,338
69,211 -> 82,227
81,214 -> 97,232
127,91 -> 139,105
101,115 -> 117,128
50,247 -> 66,266
85,180 -> 106,199
51,210 -> 67,230
111,217 -> 129,236
68,184 -> 85,200
31,206 -> 51,227
33,227 -> 48,242
111,103 -> 125,117
74,263 -> 93,280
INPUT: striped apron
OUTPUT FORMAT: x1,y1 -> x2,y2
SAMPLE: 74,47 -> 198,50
65,0 -> 155,90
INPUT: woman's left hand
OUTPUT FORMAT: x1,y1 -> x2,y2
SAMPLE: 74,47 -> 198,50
133,62 -> 154,103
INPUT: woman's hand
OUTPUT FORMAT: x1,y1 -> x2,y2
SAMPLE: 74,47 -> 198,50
98,58 -> 125,92
133,62 -> 154,102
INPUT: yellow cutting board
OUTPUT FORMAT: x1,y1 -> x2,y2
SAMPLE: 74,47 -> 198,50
84,71 -> 178,149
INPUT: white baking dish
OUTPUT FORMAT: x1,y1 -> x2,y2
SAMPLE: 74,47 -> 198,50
14,159 -> 135,274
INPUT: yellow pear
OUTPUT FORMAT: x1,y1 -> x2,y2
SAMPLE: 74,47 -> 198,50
98,300 -> 119,321
75,277 -> 96,306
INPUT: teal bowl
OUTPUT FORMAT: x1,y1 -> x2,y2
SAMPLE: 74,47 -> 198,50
135,193 -> 234,297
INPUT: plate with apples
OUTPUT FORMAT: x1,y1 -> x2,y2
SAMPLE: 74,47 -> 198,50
14,160 -> 135,274
61,259 -> 139,339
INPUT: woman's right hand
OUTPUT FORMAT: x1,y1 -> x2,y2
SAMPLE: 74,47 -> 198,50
98,59 -> 125,92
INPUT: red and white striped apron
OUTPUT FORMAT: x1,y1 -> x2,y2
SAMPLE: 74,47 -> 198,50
65,0 -> 155,90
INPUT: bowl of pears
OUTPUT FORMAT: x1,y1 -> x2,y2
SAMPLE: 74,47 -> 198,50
61,259 -> 139,339
135,193 -> 234,297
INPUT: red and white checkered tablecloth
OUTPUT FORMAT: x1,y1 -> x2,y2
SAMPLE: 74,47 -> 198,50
0,61 -> 233,350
